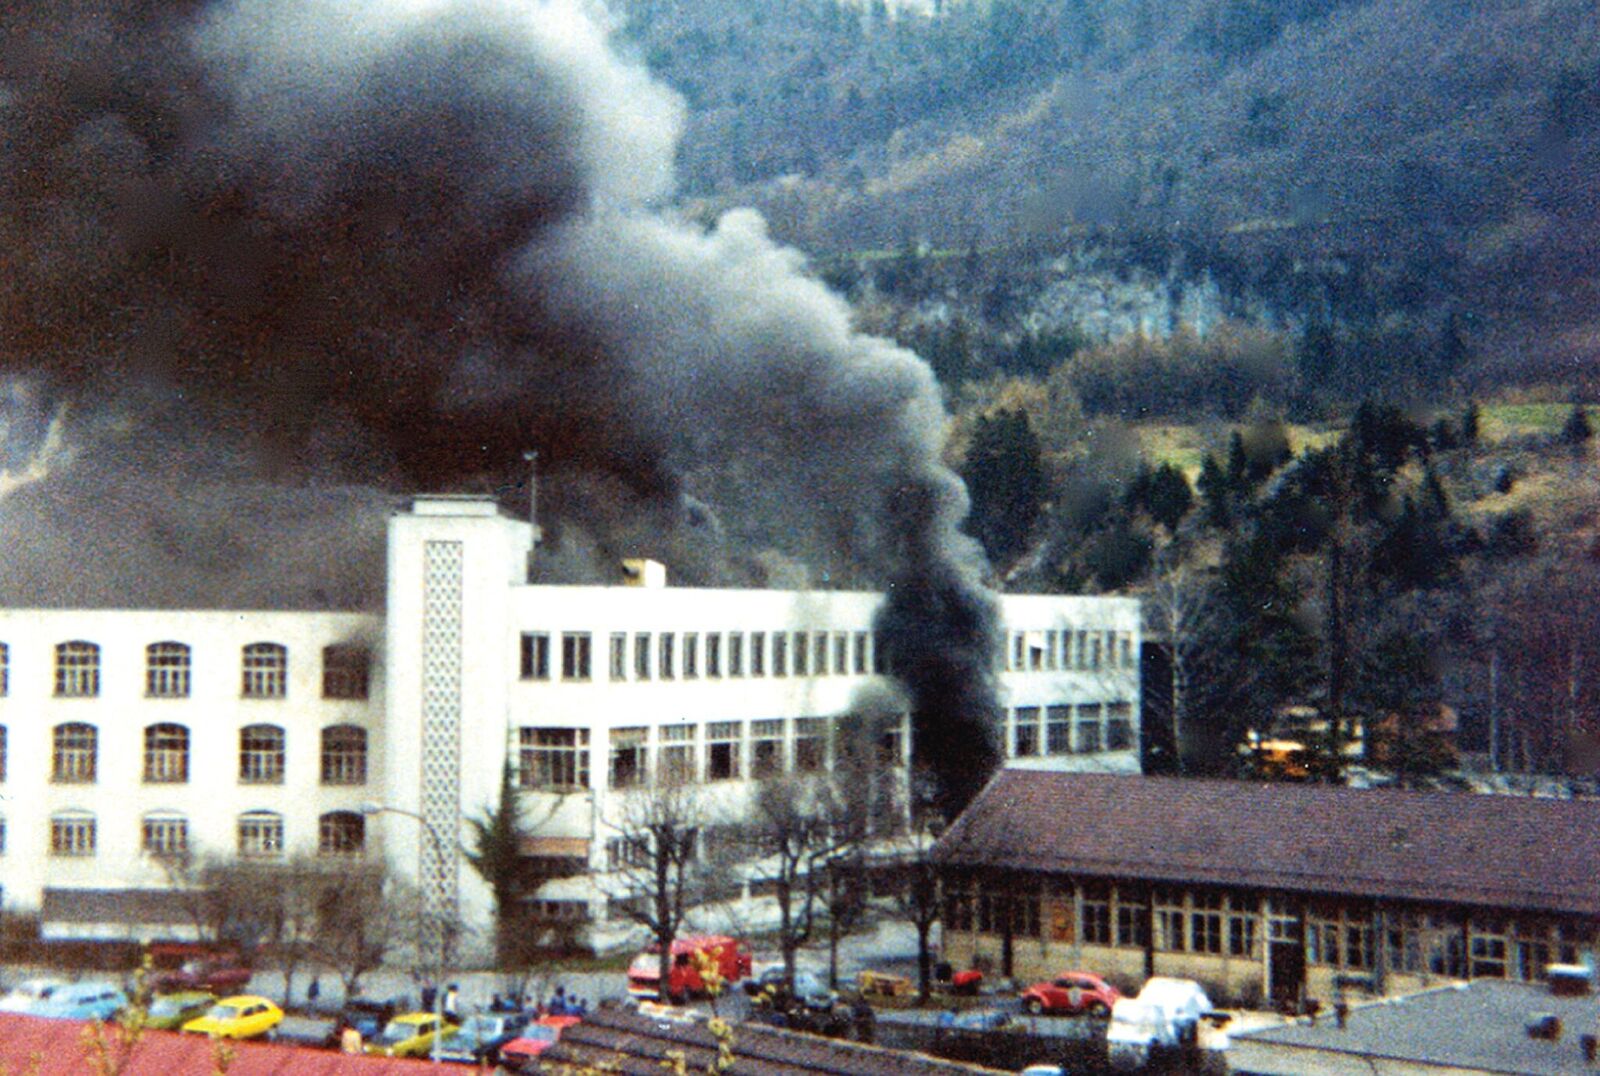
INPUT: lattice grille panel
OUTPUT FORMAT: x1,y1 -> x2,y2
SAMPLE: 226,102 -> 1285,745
420,540 -> 463,964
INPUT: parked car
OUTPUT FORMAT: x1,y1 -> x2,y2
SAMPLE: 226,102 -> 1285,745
151,957 -> 253,996
145,991 -> 217,1031
320,997 -> 401,1049
627,934 -> 752,1003
744,967 -> 839,1012
0,979 -> 69,1014
498,1015 -> 582,1068
32,981 -> 129,1021
434,1010 -> 532,1064
181,995 -> 284,1039
1020,971 -> 1122,1017
365,1012 -> 457,1058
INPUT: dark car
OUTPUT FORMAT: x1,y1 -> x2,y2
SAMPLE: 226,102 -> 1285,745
320,998 -> 401,1050
150,958 -> 253,996
744,968 -> 838,1012
433,1011 -> 532,1065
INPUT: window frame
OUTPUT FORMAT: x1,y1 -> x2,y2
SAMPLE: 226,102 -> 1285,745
50,812 -> 97,857
146,642 -> 192,699
320,724 -> 368,786
237,811 -> 285,858
321,645 -> 370,700
142,723 -> 190,784
519,727 -> 590,790
142,814 -> 189,858
54,641 -> 101,698
238,724 -> 286,785
317,811 -> 365,856
51,722 -> 98,784
241,642 -> 288,700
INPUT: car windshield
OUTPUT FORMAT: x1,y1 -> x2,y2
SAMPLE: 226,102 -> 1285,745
205,1004 -> 241,1021
460,1016 -> 497,1036
380,1020 -> 425,1044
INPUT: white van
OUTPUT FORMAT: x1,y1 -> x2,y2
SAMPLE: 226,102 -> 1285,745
1105,978 -> 1219,1071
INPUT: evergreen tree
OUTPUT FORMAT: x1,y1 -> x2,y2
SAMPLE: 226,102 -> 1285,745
1197,453 -> 1231,528
961,408 -> 1045,565
1561,402 -> 1593,446
465,762 -> 528,965
1146,461 -> 1195,534
1460,400 -> 1481,447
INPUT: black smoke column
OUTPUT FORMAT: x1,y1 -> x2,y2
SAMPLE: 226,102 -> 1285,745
875,475 -> 1002,823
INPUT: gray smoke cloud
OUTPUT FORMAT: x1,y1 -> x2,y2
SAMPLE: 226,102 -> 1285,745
1,0 -> 999,807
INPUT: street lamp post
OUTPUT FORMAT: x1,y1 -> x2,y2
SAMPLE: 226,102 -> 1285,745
360,802 -> 450,1063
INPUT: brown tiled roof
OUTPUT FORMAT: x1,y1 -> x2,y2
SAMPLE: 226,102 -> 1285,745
535,1004 -> 1005,1075
933,771 -> 1600,915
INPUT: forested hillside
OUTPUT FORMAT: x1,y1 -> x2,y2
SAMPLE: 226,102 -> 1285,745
618,0 -> 1600,383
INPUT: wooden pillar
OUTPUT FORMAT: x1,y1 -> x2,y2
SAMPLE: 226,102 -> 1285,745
1145,885 -> 1157,980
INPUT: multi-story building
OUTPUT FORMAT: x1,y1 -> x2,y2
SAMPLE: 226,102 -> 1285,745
0,495 -> 1139,950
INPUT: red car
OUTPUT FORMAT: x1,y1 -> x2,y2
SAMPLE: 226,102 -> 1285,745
499,1015 -> 581,1066
1020,971 -> 1121,1017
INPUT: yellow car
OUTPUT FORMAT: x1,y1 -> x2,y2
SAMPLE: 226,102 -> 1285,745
366,1011 -> 458,1058
180,994 -> 284,1039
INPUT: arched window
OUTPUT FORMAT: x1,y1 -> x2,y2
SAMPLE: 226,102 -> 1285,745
321,646 -> 370,700
54,641 -> 100,697
143,724 -> 190,783
320,725 -> 367,786
146,642 -> 192,698
141,813 -> 189,857
238,725 -> 285,784
51,723 -> 97,783
241,643 -> 287,699
50,810 -> 96,856
237,811 -> 283,858
317,811 -> 364,856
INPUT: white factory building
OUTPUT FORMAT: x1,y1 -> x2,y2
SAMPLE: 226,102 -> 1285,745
0,495 -> 1139,951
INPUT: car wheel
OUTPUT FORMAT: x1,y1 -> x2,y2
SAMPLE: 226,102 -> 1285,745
1024,998 -> 1044,1016
1089,1001 -> 1110,1018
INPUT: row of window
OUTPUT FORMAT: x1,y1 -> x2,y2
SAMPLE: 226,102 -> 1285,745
0,723 -> 366,786
520,629 -> 886,683
518,626 -> 1134,683
1007,703 -> 1137,757
5,810 -> 366,859
1009,630 -> 1136,673
0,642 -> 370,701
945,881 -> 1595,984
517,717 -> 903,791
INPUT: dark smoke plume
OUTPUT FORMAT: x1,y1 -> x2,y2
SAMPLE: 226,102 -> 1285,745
0,0 -> 1001,809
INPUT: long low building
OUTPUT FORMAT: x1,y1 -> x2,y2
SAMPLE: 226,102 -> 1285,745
932,771 -> 1600,1009
0,495 -> 1140,952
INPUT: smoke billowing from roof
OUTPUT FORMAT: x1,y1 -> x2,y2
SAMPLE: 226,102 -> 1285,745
1,0 -> 1000,808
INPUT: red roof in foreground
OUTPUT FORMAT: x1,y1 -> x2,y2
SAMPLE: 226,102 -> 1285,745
0,1014 -> 437,1075
933,771 -> 1600,916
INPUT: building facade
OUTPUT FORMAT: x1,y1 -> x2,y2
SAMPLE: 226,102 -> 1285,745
934,771 -> 1600,1009
0,496 -> 1140,950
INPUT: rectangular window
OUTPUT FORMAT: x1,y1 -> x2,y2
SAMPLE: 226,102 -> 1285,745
1155,889 -> 1187,951
634,633 -> 652,681
793,631 -> 809,675
1046,705 -> 1072,755
321,646 -> 369,699
659,633 -> 675,680
1074,631 -> 1088,670
752,719 -> 784,777
1028,635 -> 1045,671
814,632 -> 830,675
1081,886 -> 1112,945
794,717 -> 826,772
1090,634 -> 1104,670
1117,903 -> 1150,948
1229,908 -> 1258,958
1107,703 -> 1135,750
521,632 -> 551,680
51,816 -> 96,856
239,727 -> 285,784
1191,892 -> 1224,954
706,633 -> 722,678
750,632 -> 765,677
519,728 -> 590,789
1011,633 -> 1024,671
1045,630 -> 1059,670
610,633 -> 627,681
728,632 -> 744,677
610,727 -> 648,788
561,633 -> 592,680
683,633 -> 699,678
1076,704 -> 1103,753
321,726 -> 368,786
1014,706 -> 1041,757
707,721 -> 742,781
833,632 -> 848,675
853,632 -> 869,674
142,817 -> 189,857
143,725 -> 189,784
658,724 -> 696,785
772,632 -> 788,677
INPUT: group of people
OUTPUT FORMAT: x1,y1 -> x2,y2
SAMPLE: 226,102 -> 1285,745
487,984 -> 589,1018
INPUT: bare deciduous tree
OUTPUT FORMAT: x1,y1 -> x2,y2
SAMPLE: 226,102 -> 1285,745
604,781 -> 708,1002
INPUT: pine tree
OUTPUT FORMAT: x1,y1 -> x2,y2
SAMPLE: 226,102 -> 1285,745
1561,402 -> 1593,447
1197,454 -> 1230,528
960,408 -> 1045,564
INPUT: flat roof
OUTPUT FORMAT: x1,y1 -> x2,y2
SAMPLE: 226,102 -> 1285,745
1232,979 -> 1600,1075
